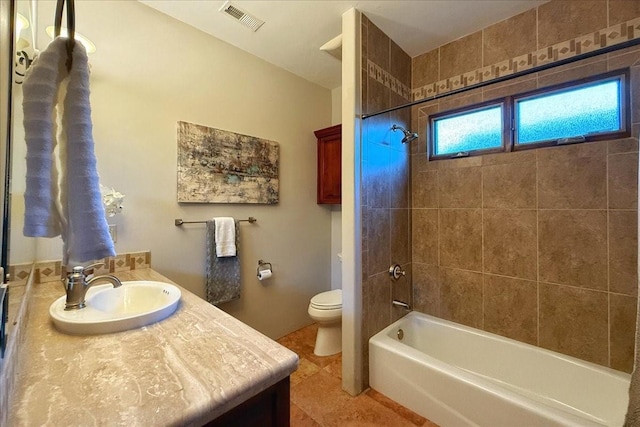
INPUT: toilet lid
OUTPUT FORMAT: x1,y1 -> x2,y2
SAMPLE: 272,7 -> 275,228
310,289 -> 342,310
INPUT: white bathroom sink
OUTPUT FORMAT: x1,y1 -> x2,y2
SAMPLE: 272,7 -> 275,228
49,281 -> 181,335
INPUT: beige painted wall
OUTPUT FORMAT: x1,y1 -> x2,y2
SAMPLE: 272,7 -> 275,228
11,0 -> 334,339
331,86 -> 342,125
330,86 -> 342,290
340,8 -> 363,396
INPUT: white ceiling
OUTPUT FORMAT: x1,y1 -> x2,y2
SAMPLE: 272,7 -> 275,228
140,1 -> 547,90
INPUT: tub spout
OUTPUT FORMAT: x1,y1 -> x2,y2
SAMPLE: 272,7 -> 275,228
392,299 -> 411,311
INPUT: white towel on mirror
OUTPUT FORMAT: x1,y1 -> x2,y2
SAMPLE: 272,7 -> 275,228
214,217 -> 236,257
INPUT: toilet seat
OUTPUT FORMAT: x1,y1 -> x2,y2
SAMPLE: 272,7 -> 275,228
310,289 -> 342,310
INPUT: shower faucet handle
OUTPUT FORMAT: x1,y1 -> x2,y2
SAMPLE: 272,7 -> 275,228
389,264 -> 406,281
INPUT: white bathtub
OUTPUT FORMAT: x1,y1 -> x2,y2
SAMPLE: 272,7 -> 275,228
369,312 -> 631,427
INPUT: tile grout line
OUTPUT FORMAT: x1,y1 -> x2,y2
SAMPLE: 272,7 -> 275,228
606,138 -> 611,368
536,151 -> 540,348
535,4 -> 539,52
481,166 -> 485,330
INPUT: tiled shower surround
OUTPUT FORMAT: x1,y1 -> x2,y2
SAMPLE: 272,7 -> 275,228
361,0 -> 640,387
360,13 -> 413,386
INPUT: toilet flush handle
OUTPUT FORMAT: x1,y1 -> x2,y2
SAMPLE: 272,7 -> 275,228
389,264 -> 406,281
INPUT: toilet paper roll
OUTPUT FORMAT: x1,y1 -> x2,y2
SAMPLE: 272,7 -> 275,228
257,269 -> 272,281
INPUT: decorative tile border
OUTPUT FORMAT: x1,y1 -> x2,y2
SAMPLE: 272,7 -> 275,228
366,59 -> 412,101
35,260 -> 63,284
8,263 -> 32,282
130,251 -> 152,270
411,16 -> 640,102
112,253 -> 132,272
8,251 -> 152,284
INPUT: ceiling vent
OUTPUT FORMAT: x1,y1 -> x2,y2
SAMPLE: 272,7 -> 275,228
219,1 -> 265,32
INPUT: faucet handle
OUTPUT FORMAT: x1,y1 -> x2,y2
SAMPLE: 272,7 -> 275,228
69,262 -> 105,277
85,262 -> 105,269
83,262 -> 105,273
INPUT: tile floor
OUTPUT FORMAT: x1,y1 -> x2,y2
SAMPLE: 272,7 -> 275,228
277,323 -> 440,427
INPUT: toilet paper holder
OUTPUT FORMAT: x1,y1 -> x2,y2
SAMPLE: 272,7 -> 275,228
257,260 -> 273,277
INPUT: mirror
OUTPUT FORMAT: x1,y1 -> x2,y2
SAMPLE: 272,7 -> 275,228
9,0 -> 36,265
0,0 -> 11,358
2,0 -> 35,360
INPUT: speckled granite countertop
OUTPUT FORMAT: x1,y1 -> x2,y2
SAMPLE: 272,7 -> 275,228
8,268 -> 298,426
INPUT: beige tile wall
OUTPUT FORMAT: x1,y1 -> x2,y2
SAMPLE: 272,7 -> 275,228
360,15 -> 412,386
412,137 -> 638,372
410,1 -> 640,103
409,0 -> 640,372
359,0 -> 640,390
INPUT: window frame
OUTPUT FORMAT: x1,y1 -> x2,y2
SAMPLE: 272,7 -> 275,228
512,69 -> 630,151
426,69 -> 630,160
428,98 -> 512,161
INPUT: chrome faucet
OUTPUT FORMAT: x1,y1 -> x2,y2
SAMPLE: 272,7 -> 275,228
392,299 -> 411,311
64,263 -> 122,310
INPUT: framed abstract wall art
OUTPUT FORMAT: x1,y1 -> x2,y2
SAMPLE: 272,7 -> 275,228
177,121 -> 279,204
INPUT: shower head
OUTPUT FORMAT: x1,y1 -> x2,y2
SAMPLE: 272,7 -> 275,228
391,124 -> 419,144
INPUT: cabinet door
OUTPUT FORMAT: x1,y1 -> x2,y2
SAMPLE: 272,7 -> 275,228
314,124 -> 341,204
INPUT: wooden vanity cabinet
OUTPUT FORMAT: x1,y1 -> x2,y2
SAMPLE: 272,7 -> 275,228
204,377 -> 290,427
314,124 -> 342,204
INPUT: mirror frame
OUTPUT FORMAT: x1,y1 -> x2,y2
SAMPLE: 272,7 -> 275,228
0,0 -> 14,357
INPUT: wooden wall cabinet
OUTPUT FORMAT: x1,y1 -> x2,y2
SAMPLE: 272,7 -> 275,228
314,124 -> 341,204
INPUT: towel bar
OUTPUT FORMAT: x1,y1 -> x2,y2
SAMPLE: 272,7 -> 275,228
175,217 -> 257,226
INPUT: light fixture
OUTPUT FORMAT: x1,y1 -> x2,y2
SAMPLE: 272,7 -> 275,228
15,13 -> 29,37
45,26 -> 96,54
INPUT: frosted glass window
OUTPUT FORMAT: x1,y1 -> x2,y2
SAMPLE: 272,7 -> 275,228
426,71 -> 628,161
432,105 -> 503,157
516,79 -> 622,145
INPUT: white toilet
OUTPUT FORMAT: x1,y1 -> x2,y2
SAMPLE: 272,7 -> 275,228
308,289 -> 342,356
